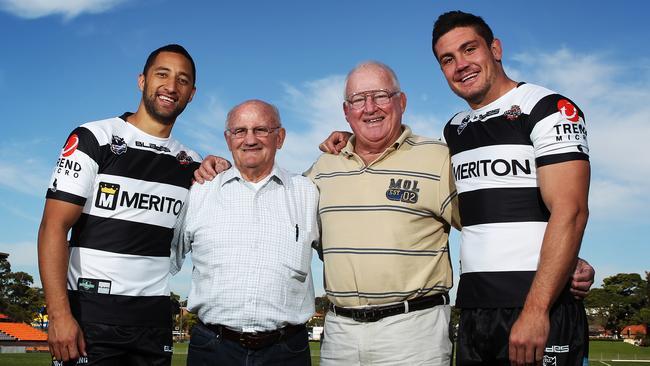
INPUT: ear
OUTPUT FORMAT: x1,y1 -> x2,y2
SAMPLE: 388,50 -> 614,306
276,127 -> 286,149
399,92 -> 407,112
343,102 -> 352,123
138,73 -> 145,92
491,38 -> 503,62
188,86 -> 197,103
224,131 -> 234,152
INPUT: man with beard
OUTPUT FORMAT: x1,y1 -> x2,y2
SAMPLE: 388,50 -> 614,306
432,11 -> 590,366
38,44 -> 201,366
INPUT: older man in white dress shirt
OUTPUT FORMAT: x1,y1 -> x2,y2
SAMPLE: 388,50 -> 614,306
172,99 -> 319,366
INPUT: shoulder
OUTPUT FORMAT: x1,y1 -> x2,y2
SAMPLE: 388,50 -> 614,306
402,133 -> 450,158
447,110 -> 471,126
167,137 -> 202,162
81,116 -> 124,132
78,117 -> 125,144
305,152 -> 345,179
187,174 -> 223,203
280,167 -> 317,193
403,134 -> 448,149
515,83 -> 564,111
518,84 -> 583,124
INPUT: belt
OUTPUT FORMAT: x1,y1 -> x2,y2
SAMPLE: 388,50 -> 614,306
330,293 -> 449,322
201,322 -> 306,350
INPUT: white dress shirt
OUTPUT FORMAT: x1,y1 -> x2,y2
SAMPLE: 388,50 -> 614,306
171,165 -> 319,332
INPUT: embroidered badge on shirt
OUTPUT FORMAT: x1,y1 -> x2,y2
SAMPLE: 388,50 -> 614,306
385,178 -> 419,204
110,135 -> 128,155
504,105 -> 522,121
176,150 -> 194,166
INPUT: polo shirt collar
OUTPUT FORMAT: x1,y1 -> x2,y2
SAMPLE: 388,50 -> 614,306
341,124 -> 413,158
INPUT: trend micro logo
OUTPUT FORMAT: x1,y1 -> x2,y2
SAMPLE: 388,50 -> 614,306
62,133 -> 79,157
95,182 -> 121,210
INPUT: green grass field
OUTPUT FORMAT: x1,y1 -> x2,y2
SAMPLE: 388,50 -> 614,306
2,341 -> 648,366
589,340 -> 650,365
0,341 -> 321,366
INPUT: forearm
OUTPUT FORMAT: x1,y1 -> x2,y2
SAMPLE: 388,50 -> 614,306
38,222 -> 73,320
523,208 -> 588,313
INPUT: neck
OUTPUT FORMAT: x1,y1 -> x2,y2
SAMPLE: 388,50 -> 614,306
353,127 -> 402,165
127,102 -> 174,138
238,165 -> 274,183
470,77 -> 518,110
355,148 -> 385,165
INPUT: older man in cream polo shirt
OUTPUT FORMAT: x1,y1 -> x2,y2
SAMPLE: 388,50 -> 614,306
306,61 -> 460,366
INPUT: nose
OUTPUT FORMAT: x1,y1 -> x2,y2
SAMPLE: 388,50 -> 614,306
455,54 -> 470,71
163,77 -> 178,93
363,95 -> 378,113
243,129 -> 259,144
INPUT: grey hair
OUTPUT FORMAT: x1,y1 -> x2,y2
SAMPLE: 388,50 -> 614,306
225,99 -> 282,129
343,61 -> 401,99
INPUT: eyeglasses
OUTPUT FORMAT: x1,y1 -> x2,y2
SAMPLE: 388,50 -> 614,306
225,126 -> 281,139
345,89 -> 401,109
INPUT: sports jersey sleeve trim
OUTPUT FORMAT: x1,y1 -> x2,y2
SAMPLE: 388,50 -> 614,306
45,190 -> 87,206
536,152 -> 589,168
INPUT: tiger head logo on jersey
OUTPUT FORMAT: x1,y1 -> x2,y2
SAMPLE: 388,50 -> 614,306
176,150 -> 194,166
110,135 -> 128,155
504,105 -> 522,121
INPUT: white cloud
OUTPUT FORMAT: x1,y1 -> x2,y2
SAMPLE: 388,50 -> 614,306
0,0 -> 126,20
277,75 -> 349,173
508,48 -> 650,223
0,202 -> 40,223
0,138 -> 51,196
0,163 -> 49,197
178,94 -> 230,159
404,112 -> 445,140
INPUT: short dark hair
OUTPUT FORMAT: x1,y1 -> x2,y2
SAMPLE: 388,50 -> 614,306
143,44 -> 196,85
432,11 -> 494,59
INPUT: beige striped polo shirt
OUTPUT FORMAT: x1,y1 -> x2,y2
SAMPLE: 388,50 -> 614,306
306,125 -> 459,307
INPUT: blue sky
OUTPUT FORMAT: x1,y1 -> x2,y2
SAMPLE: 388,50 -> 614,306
1,0 -> 648,302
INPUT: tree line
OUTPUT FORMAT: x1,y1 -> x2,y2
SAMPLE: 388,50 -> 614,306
584,272 -> 649,343
0,256 -> 45,323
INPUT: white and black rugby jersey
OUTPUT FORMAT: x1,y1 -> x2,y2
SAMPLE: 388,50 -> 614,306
46,113 -> 201,327
443,83 -> 589,308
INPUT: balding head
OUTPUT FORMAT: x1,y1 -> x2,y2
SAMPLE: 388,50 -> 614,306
224,100 -> 285,182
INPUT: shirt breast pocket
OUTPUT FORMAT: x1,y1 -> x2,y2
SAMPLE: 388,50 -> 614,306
282,224 -> 309,283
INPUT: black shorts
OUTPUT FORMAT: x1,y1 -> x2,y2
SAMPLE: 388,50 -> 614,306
52,322 -> 173,366
456,301 -> 588,366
